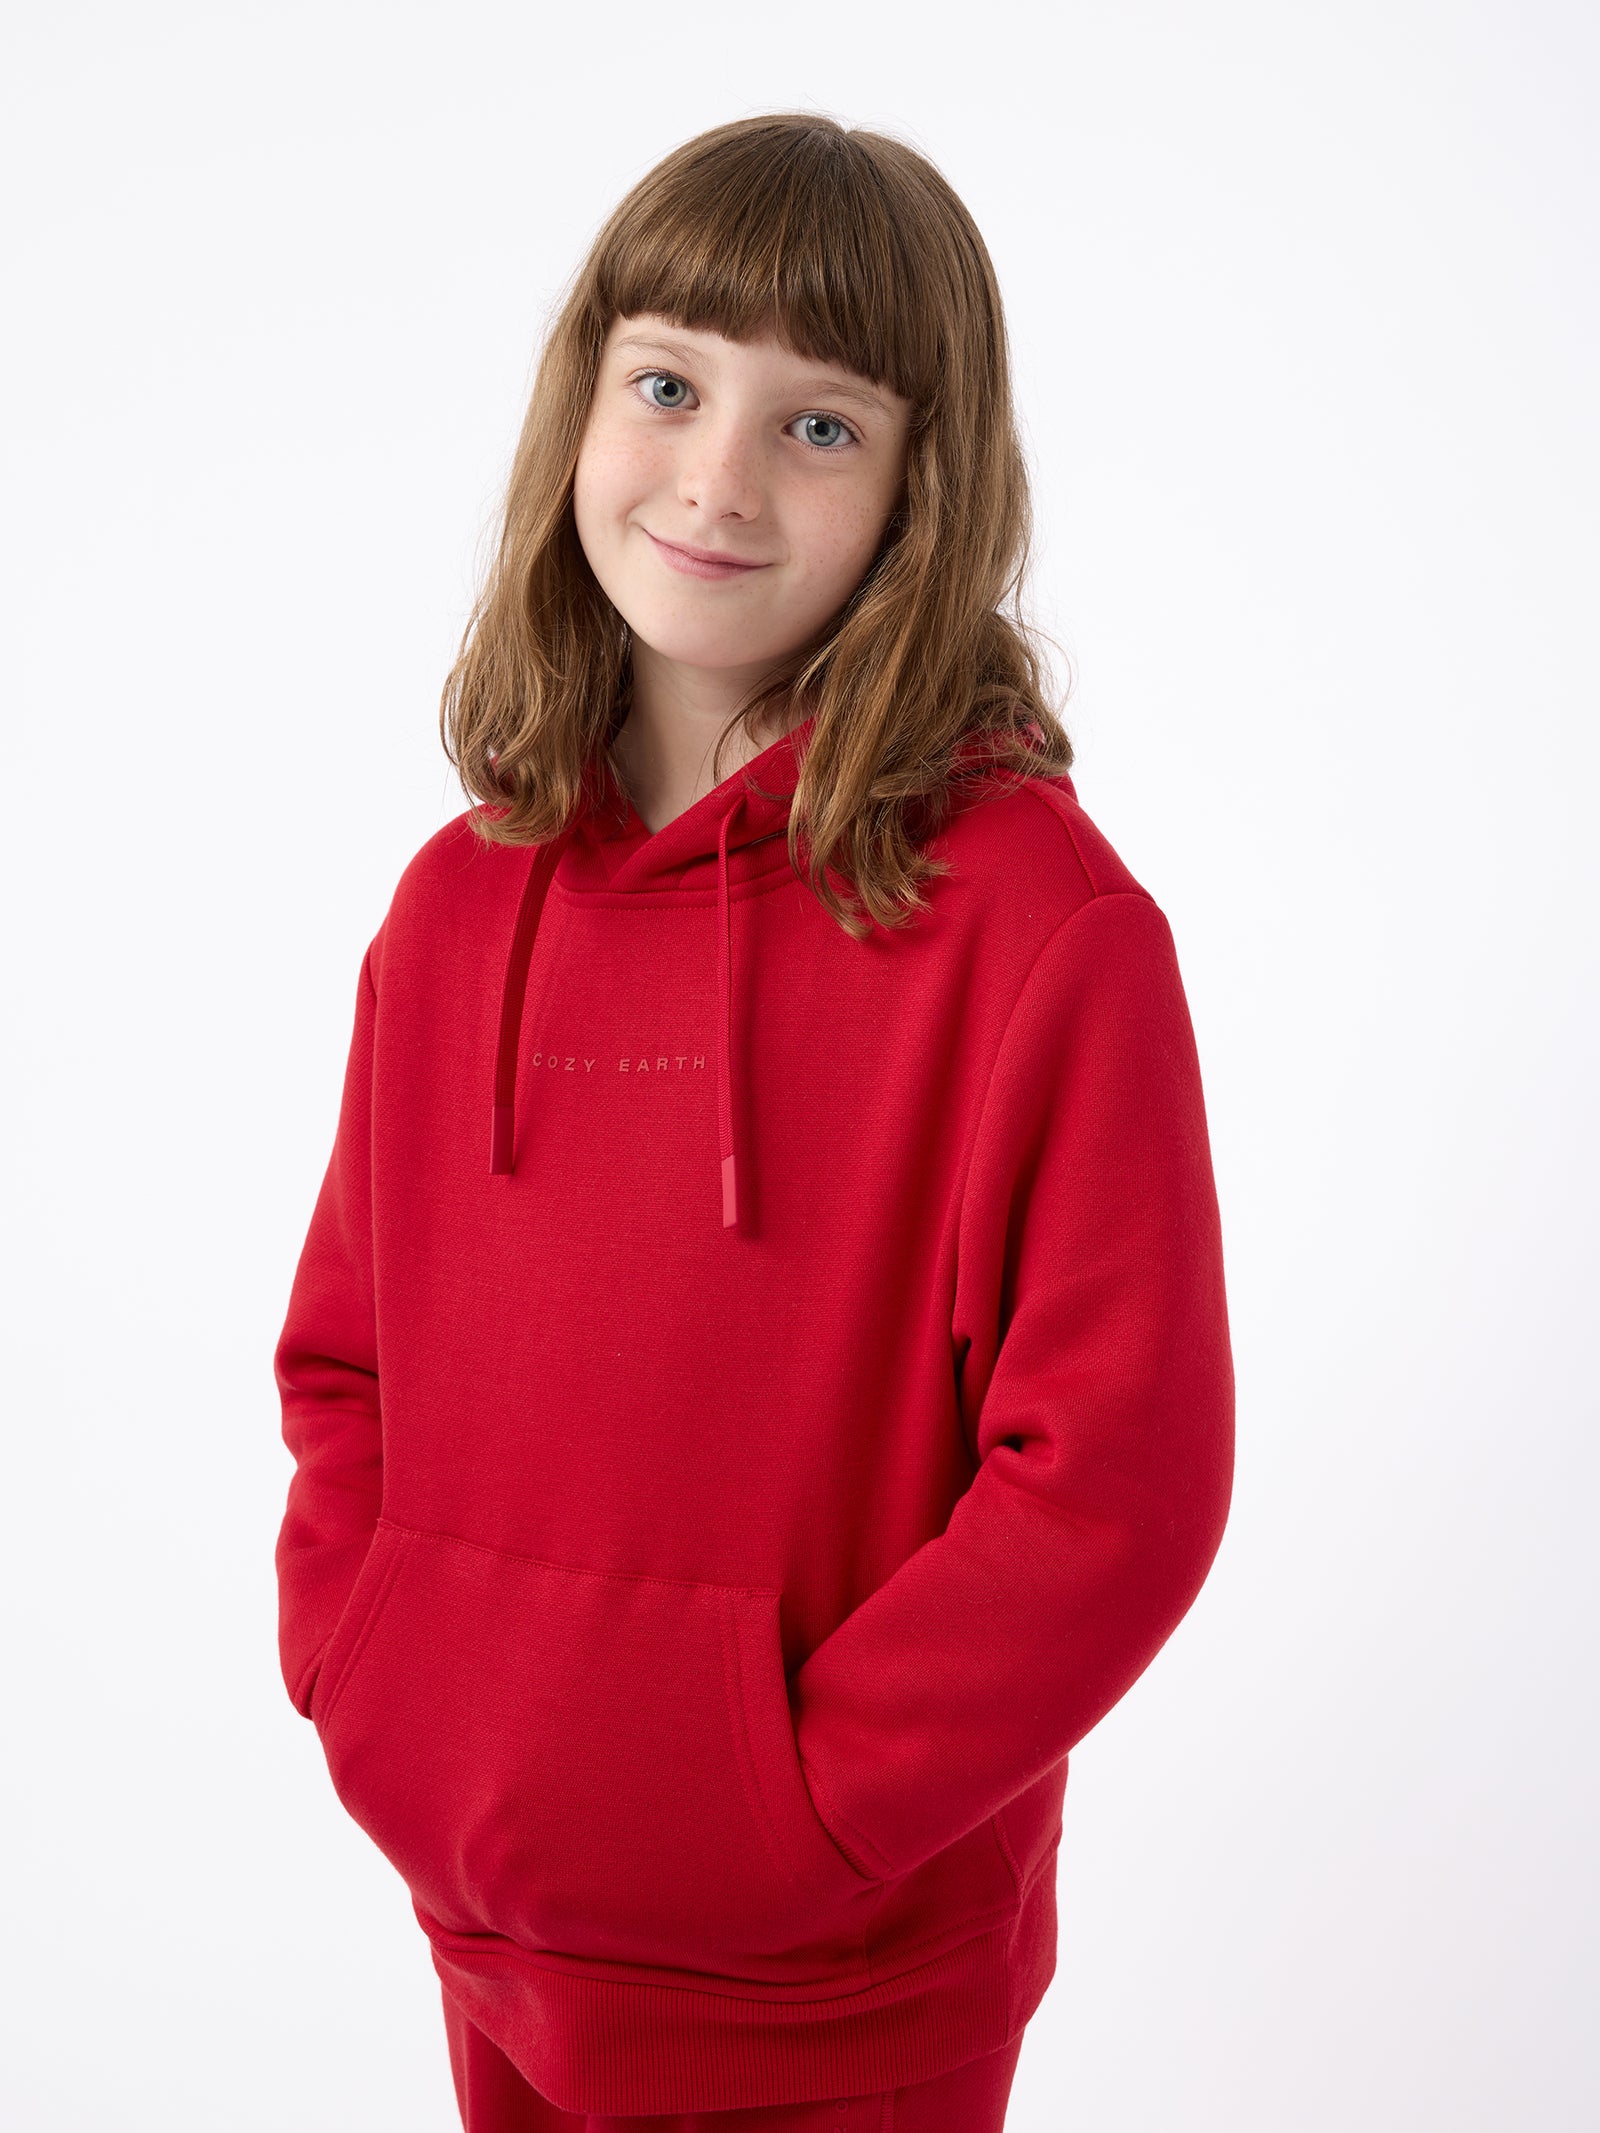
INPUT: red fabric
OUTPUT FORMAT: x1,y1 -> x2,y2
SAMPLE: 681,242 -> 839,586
274,715 -> 1235,2115
442,1984 -> 1025,2132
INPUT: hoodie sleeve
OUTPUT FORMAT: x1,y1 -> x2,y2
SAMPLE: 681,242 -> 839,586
790,889 -> 1235,1882
272,927 -> 385,1719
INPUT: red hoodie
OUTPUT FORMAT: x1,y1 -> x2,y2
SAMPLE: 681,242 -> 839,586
273,712 -> 1235,2115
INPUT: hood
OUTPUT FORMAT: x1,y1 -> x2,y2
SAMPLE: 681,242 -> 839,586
489,712 -> 1050,1232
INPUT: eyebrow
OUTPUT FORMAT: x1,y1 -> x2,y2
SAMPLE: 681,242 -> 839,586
609,333 -> 894,417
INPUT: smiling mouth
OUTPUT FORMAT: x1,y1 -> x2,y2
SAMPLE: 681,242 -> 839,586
643,529 -> 769,578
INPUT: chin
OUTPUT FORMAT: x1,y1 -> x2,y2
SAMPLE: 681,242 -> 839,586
626,617 -> 786,672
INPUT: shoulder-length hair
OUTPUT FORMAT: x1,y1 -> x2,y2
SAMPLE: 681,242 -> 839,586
440,111 -> 1075,939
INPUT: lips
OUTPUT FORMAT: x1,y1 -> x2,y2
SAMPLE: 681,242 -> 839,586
643,529 -> 769,580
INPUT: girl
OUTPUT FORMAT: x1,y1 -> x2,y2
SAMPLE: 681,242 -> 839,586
273,113 -> 1235,2133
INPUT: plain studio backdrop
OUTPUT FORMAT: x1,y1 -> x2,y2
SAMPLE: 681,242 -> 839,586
2,4 -> 1595,2128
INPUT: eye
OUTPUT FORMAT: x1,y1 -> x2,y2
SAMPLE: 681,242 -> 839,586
788,412 -> 858,453
633,369 -> 695,410
626,369 -> 860,452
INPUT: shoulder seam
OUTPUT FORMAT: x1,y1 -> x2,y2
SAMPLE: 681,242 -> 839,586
953,888 -> 1162,1245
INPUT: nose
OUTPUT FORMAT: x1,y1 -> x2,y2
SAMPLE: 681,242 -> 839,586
676,416 -> 762,522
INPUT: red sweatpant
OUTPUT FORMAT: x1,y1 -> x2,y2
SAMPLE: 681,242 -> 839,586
441,1986 -> 1026,2133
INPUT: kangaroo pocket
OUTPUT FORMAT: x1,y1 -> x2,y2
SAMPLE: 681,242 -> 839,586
310,1519 -> 880,1977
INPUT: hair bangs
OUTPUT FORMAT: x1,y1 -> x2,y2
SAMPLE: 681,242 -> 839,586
589,124 -> 935,412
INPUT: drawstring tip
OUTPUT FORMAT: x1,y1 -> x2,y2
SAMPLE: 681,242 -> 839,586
721,1152 -> 738,1230
491,1104 -> 515,1176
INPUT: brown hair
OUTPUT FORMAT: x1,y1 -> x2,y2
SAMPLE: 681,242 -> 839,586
439,112 -> 1075,939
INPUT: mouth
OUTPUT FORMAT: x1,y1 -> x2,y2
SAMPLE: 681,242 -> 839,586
643,529 -> 770,581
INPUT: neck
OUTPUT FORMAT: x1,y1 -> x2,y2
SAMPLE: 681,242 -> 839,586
609,650 -> 801,835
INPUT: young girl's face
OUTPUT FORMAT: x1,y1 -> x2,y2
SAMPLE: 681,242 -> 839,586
574,313 -> 913,689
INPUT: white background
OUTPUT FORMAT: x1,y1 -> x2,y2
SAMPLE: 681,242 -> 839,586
3,3 -> 1595,2127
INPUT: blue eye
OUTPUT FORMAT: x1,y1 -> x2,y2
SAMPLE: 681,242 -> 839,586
629,370 -> 857,451
795,413 -> 851,451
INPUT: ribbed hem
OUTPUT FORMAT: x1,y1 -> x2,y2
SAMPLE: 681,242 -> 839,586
421,1868 -> 1058,2116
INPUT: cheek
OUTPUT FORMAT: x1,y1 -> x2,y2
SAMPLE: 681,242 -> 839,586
796,487 -> 889,592
572,440 -> 621,541
575,424 -> 667,528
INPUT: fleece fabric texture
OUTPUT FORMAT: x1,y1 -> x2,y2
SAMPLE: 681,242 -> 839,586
441,1978 -> 1027,2132
273,711 -> 1235,2117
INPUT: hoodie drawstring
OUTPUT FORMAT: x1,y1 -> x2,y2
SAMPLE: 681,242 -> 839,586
490,794 -> 750,1235
490,821 -> 581,1177
716,786 -> 745,1232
